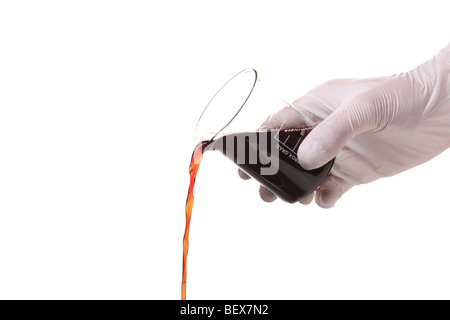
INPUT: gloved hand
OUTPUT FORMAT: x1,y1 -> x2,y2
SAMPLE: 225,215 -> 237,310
240,43 -> 450,208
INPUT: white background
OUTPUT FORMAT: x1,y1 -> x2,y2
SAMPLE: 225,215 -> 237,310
0,1 -> 449,300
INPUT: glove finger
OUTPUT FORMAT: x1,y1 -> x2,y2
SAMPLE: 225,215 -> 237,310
259,185 -> 277,203
297,78 -> 392,171
297,108 -> 353,170
299,192 -> 314,205
314,174 -> 352,208
238,168 -> 251,180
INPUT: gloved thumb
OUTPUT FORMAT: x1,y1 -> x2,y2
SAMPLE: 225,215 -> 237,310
297,98 -> 378,170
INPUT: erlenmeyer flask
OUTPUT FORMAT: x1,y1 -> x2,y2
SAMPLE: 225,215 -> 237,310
196,69 -> 334,203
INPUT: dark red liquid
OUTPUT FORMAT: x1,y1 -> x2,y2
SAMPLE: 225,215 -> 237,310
209,128 -> 334,203
182,128 -> 334,299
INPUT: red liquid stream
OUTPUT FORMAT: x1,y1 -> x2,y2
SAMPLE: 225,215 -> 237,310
182,141 -> 209,300
181,129 -> 334,299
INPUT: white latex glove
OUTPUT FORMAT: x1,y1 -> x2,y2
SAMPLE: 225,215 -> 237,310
242,43 -> 450,208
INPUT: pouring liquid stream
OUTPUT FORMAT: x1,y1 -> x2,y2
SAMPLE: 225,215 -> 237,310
182,128 -> 333,299
182,140 -> 211,300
